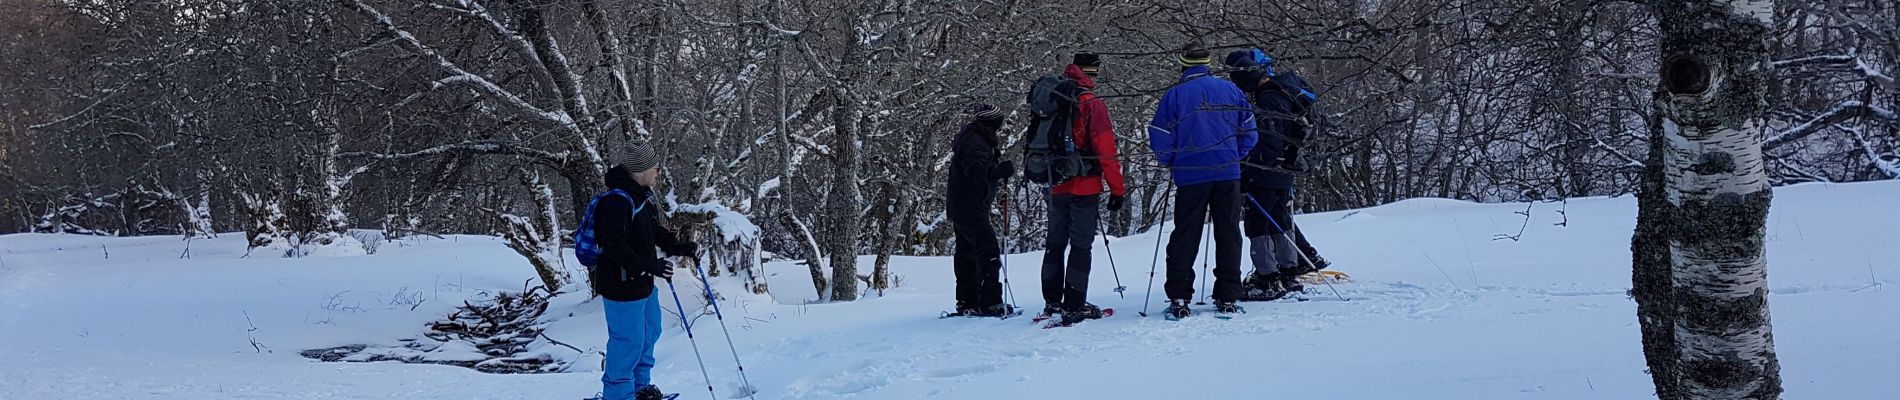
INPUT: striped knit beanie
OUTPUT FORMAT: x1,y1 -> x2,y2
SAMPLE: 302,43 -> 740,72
1177,41 -> 1212,67
965,103 -> 1006,122
619,143 -> 659,173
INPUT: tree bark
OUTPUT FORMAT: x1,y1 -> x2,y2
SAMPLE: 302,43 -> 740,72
825,84 -> 864,302
1636,0 -> 1784,398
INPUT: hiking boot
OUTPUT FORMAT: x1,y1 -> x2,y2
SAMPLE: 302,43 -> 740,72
1214,300 -> 1242,314
1164,299 -> 1193,320
968,303 -> 1017,317
1243,272 -> 1279,289
1040,305 -> 1062,318
635,385 -> 666,400
1279,275 -> 1306,295
1299,255 -> 1331,273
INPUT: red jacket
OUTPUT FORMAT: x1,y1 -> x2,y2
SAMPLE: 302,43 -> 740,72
1052,64 -> 1128,197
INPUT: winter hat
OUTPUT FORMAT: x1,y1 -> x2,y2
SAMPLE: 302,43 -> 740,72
1177,41 -> 1211,67
965,103 -> 1006,122
1073,53 -> 1103,76
619,143 -> 659,173
1224,50 -> 1258,69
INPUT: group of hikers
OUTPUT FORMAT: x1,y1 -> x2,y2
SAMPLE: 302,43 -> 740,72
945,42 -> 1332,325
569,42 -> 1334,400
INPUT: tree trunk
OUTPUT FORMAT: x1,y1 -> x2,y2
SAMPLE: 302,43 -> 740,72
1635,0 -> 1783,398
825,86 -> 863,302
869,182 -> 900,295
780,212 -> 828,302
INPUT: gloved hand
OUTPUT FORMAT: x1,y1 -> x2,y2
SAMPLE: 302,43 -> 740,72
1279,156 -> 1307,172
647,260 -> 676,281
1106,195 -> 1127,211
992,160 -> 1017,180
671,242 -> 700,257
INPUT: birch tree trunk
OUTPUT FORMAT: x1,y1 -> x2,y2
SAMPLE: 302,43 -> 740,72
1635,0 -> 1783,398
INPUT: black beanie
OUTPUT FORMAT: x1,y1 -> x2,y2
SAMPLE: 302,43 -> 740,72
1224,50 -> 1255,68
1073,53 -> 1102,76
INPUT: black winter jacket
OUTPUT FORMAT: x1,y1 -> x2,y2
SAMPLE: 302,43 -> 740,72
946,120 -> 1014,221
1242,74 -> 1313,190
590,165 -> 696,302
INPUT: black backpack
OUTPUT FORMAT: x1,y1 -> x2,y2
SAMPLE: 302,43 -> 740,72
1021,74 -> 1098,184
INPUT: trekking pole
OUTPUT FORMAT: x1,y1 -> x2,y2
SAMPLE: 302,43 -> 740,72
1101,233 -> 1126,298
686,258 -> 759,399
1244,194 -> 1345,301
1196,220 -> 1211,305
998,181 -> 1017,308
664,277 -> 719,400
1139,182 -> 1174,318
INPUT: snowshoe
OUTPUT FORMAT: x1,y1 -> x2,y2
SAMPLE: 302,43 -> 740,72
1059,303 -> 1106,324
1296,270 -> 1352,285
966,303 -> 1021,319
943,303 -> 1019,319
1239,273 -> 1291,302
1163,299 -> 1193,321
1043,307 -> 1114,329
1032,305 -> 1063,323
1213,301 -> 1245,320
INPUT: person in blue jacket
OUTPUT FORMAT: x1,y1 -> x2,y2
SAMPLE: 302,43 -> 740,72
1146,41 -> 1259,319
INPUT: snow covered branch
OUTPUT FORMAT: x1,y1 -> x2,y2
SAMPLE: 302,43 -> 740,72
1765,101 -> 1900,151
333,140 -> 569,167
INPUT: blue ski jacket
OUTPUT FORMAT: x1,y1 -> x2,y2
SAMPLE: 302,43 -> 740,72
1147,65 -> 1258,187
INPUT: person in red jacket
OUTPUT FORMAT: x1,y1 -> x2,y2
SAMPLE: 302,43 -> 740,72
1040,53 -> 1129,325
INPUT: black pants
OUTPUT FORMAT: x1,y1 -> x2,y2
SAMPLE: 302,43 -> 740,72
1164,181 -> 1244,302
1242,186 -> 1322,267
1042,194 -> 1099,309
951,213 -> 1004,308
1242,186 -> 1294,238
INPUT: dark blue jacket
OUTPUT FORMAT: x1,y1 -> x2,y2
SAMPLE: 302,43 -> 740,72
1147,65 -> 1258,187
1242,73 -> 1313,189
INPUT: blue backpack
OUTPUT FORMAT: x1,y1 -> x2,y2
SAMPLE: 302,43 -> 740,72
574,189 -> 646,268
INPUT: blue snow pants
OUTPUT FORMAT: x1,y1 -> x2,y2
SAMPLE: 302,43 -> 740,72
601,292 -> 662,400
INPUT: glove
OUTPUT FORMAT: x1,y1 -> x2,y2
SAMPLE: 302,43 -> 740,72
1105,195 -> 1126,211
647,260 -> 676,281
992,160 -> 1017,180
668,240 -> 699,255
1280,156 -> 1307,172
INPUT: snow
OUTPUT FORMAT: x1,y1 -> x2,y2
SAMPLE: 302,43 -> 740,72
758,177 -> 782,198
4,182 -> 1899,399
673,202 -> 762,242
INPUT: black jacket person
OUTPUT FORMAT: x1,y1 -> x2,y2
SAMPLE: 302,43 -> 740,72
592,143 -> 696,400
945,104 -> 1017,316
1227,49 -> 1328,293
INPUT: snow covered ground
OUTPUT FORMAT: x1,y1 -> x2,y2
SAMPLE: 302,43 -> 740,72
2,181 -> 1896,399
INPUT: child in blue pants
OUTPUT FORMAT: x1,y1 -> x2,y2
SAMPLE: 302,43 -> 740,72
587,144 -> 696,400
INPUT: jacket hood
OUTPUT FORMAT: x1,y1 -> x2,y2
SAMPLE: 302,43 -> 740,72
1063,64 -> 1097,89
604,165 -> 649,195
957,118 -> 1004,150
1178,65 -> 1213,81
